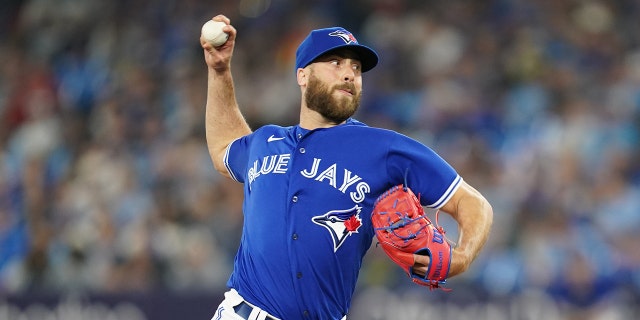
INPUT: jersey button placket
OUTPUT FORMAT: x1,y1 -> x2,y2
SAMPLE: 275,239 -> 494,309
292,134 -> 308,316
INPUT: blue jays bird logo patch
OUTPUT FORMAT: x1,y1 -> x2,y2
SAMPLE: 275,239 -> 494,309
328,30 -> 358,44
312,205 -> 362,252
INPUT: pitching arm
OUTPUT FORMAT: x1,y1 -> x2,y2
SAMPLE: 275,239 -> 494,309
201,15 -> 252,179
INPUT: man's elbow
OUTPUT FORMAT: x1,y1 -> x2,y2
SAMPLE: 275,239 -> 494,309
480,196 -> 494,228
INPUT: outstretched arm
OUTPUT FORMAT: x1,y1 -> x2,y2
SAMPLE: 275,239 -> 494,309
414,180 -> 493,278
201,15 -> 252,178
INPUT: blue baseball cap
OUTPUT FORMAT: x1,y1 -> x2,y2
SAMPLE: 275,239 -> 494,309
295,27 -> 379,73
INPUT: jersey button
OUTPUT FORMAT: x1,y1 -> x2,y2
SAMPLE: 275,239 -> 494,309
292,233 -> 298,240
299,147 -> 306,154
292,196 -> 298,202
296,272 -> 303,279
303,310 -> 309,317
297,133 -> 303,140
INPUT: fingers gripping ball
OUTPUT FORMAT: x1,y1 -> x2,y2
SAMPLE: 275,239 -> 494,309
201,20 -> 229,47
371,185 -> 452,290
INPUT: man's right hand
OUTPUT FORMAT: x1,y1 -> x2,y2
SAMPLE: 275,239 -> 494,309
200,15 -> 236,73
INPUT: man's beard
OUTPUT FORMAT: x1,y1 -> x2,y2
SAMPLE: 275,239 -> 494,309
304,74 -> 361,124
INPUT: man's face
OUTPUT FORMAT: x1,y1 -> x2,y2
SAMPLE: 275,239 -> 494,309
304,52 -> 363,124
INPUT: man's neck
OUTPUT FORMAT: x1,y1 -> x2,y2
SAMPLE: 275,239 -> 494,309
299,106 -> 343,130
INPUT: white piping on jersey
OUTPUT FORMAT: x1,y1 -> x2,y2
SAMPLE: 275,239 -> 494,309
224,138 -> 241,182
428,175 -> 462,209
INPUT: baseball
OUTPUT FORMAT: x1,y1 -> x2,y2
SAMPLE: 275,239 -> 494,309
201,20 -> 229,47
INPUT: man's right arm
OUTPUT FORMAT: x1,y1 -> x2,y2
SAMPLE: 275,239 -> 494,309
201,15 -> 252,178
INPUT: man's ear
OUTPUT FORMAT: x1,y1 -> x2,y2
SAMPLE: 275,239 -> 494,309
297,68 -> 307,86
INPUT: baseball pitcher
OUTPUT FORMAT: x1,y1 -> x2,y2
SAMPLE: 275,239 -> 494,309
201,14 -> 493,320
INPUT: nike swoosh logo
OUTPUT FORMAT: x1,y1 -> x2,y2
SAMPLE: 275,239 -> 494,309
267,135 -> 285,142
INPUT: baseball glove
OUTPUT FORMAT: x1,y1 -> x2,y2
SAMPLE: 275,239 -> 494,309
371,185 -> 452,290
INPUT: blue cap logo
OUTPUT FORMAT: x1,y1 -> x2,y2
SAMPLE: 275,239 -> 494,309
328,30 -> 358,44
295,27 -> 379,73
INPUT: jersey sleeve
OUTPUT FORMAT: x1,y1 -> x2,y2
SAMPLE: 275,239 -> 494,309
386,134 -> 462,209
223,136 -> 250,183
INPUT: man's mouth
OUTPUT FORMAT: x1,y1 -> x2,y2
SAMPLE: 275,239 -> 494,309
335,86 -> 354,96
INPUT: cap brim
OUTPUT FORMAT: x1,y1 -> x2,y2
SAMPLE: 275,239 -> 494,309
313,44 -> 379,73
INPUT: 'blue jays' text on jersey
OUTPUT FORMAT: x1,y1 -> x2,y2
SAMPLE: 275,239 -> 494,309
223,118 -> 461,320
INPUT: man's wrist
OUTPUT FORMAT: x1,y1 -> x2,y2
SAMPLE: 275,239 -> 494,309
449,248 -> 471,277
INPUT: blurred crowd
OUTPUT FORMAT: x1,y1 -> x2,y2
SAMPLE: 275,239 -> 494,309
1,0 -> 639,318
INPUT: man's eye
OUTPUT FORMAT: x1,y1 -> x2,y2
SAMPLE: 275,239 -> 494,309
330,60 -> 339,66
352,64 -> 361,71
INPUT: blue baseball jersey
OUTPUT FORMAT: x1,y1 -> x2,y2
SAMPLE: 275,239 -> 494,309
223,118 -> 461,319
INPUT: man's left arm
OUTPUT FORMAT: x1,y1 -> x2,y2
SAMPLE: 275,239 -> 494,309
414,180 -> 493,278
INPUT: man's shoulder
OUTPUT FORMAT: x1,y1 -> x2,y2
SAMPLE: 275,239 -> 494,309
338,119 -> 400,136
255,124 -> 292,133
249,124 -> 296,138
